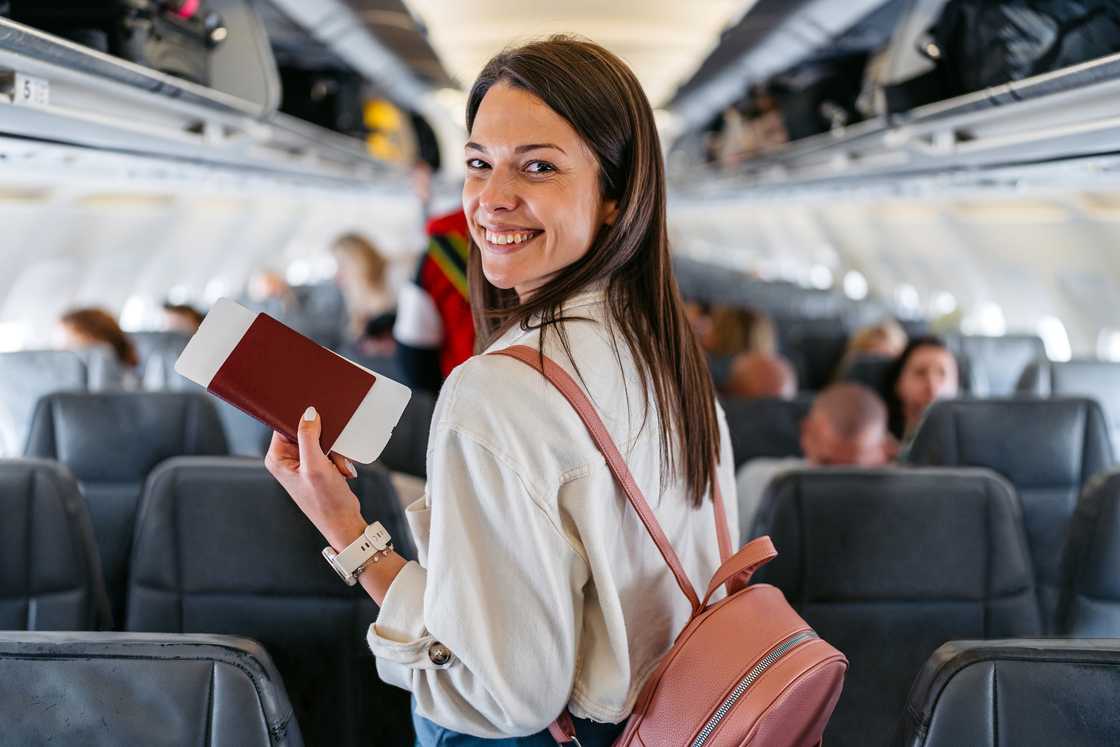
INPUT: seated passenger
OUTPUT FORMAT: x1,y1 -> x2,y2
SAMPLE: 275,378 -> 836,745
161,302 -> 205,335
834,318 -> 908,378
56,307 -> 140,388
264,37 -> 738,744
736,382 -> 892,536
330,233 -> 395,346
705,305 -> 778,391
887,335 -> 960,441
724,350 -> 798,400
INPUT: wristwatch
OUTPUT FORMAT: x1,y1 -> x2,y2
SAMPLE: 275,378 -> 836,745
322,522 -> 393,586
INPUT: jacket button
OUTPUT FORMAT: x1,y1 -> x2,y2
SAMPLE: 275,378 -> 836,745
428,643 -> 452,665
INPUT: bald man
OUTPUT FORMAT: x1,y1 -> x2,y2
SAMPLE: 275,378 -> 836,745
735,382 -> 895,540
724,351 -> 798,400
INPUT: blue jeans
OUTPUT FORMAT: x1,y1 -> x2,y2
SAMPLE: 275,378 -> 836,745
412,706 -> 624,747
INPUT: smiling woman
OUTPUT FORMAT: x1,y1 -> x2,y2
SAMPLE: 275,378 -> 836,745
266,34 -> 737,747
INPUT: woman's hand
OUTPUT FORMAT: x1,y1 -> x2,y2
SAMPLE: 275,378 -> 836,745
265,406 -> 367,551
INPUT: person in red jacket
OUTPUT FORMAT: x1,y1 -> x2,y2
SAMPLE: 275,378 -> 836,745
393,208 -> 476,395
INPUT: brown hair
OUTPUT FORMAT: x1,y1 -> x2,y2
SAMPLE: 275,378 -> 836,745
707,305 -> 777,357
59,308 -> 139,368
331,233 -> 388,289
466,36 -> 720,507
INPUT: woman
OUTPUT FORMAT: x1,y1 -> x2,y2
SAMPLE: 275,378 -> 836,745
834,318 -> 908,381
330,232 -> 395,343
265,37 -> 737,744
886,335 -> 960,441
56,307 -> 141,389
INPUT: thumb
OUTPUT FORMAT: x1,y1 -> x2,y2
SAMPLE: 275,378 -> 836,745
297,406 -> 328,470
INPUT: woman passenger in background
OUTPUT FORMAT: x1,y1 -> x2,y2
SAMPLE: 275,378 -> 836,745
886,335 -> 960,442
56,307 -> 141,389
266,36 -> 737,745
330,232 -> 396,349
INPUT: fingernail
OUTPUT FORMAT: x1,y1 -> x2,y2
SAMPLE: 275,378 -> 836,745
303,406 -> 317,422
346,460 -> 358,478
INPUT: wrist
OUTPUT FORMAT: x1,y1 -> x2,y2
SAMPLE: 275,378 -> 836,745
322,512 -> 369,552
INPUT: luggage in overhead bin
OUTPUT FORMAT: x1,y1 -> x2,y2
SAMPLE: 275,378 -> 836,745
865,0 -> 1120,115
8,0 -> 227,86
279,68 -> 368,137
770,54 -> 868,141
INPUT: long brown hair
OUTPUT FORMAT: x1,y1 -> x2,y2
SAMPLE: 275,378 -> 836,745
465,36 -> 720,507
59,308 -> 139,368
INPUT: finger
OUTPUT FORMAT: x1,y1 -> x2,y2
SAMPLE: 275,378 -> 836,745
330,452 -> 358,479
297,406 -> 330,472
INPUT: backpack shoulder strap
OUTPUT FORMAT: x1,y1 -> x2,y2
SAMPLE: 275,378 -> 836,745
491,345 -> 702,614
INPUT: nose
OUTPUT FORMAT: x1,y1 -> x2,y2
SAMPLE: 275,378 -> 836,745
478,170 -> 518,213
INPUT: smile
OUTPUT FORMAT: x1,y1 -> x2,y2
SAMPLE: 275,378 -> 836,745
481,228 -> 543,253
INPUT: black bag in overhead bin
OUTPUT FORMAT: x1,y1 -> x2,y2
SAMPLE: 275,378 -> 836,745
871,0 -> 1120,114
8,0 -> 227,86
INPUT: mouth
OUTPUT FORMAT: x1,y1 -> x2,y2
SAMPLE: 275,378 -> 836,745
480,227 -> 544,254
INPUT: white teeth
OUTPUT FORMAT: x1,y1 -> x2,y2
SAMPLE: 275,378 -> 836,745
485,230 -> 537,246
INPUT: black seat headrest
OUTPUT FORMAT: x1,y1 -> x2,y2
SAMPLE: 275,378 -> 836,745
897,639 -> 1120,747
722,395 -> 811,470
0,631 -> 302,746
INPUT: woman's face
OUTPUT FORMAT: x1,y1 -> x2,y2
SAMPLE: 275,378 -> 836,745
897,345 -> 960,430
462,82 -> 617,299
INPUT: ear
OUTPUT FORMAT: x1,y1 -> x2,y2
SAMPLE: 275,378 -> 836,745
601,198 -> 620,226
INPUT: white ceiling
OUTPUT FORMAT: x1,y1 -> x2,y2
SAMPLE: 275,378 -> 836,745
402,0 -> 756,109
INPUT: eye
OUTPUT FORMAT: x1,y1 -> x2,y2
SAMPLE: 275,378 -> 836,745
465,158 -> 490,171
525,160 -> 557,174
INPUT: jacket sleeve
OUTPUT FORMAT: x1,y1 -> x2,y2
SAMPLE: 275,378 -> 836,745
367,423 -> 589,738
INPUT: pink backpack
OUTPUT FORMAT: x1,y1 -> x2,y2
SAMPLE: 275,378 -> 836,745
494,346 -> 847,747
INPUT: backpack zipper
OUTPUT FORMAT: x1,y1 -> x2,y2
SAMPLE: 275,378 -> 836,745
690,630 -> 819,747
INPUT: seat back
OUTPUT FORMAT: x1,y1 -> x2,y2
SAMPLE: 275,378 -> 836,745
378,389 -> 435,478
1019,359 -> 1120,447
131,331 -> 192,391
127,457 -> 416,747
837,354 -> 895,401
896,640 -> 1120,747
1060,470 -> 1120,635
722,396 -> 811,470
949,334 -> 1046,396
0,459 -> 109,630
0,631 -> 302,746
752,468 -> 1040,747
24,392 -> 229,624
0,350 -> 87,455
904,398 -> 1114,629
785,331 -> 851,392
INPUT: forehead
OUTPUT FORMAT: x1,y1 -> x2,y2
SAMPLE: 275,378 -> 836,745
908,346 -> 955,368
469,82 -> 584,151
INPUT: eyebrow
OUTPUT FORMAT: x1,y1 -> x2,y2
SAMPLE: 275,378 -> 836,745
465,142 -> 567,155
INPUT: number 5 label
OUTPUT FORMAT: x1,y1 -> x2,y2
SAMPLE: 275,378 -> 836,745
8,73 -> 49,107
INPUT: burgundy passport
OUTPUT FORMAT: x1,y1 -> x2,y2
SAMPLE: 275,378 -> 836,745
209,313 -> 375,453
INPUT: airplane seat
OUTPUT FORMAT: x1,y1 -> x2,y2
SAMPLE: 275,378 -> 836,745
0,631 -> 302,746
722,395 -> 812,470
291,281 -> 348,350
784,330 -> 851,391
75,345 -> 141,391
126,457 -> 416,747
1058,470 -> 1120,635
750,467 -> 1040,747
23,391 -> 230,626
1018,359 -> 1120,447
837,354 -> 894,401
0,458 -> 109,631
895,639 -> 1120,747
215,398 -> 275,457
0,350 -> 87,456
377,388 -> 435,478
903,398 -> 1115,631
948,334 -> 1046,397
130,330 -> 192,391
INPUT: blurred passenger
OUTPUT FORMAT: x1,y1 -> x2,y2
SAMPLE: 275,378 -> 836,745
392,208 -> 476,395
736,382 -> 892,536
247,270 -> 300,314
887,335 -> 960,441
56,307 -> 140,389
330,233 -> 394,342
705,305 -> 777,357
684,299 -> 713,348
161,302 -> 205,335
835,318 -> 908,379
724,351 -> 797,400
